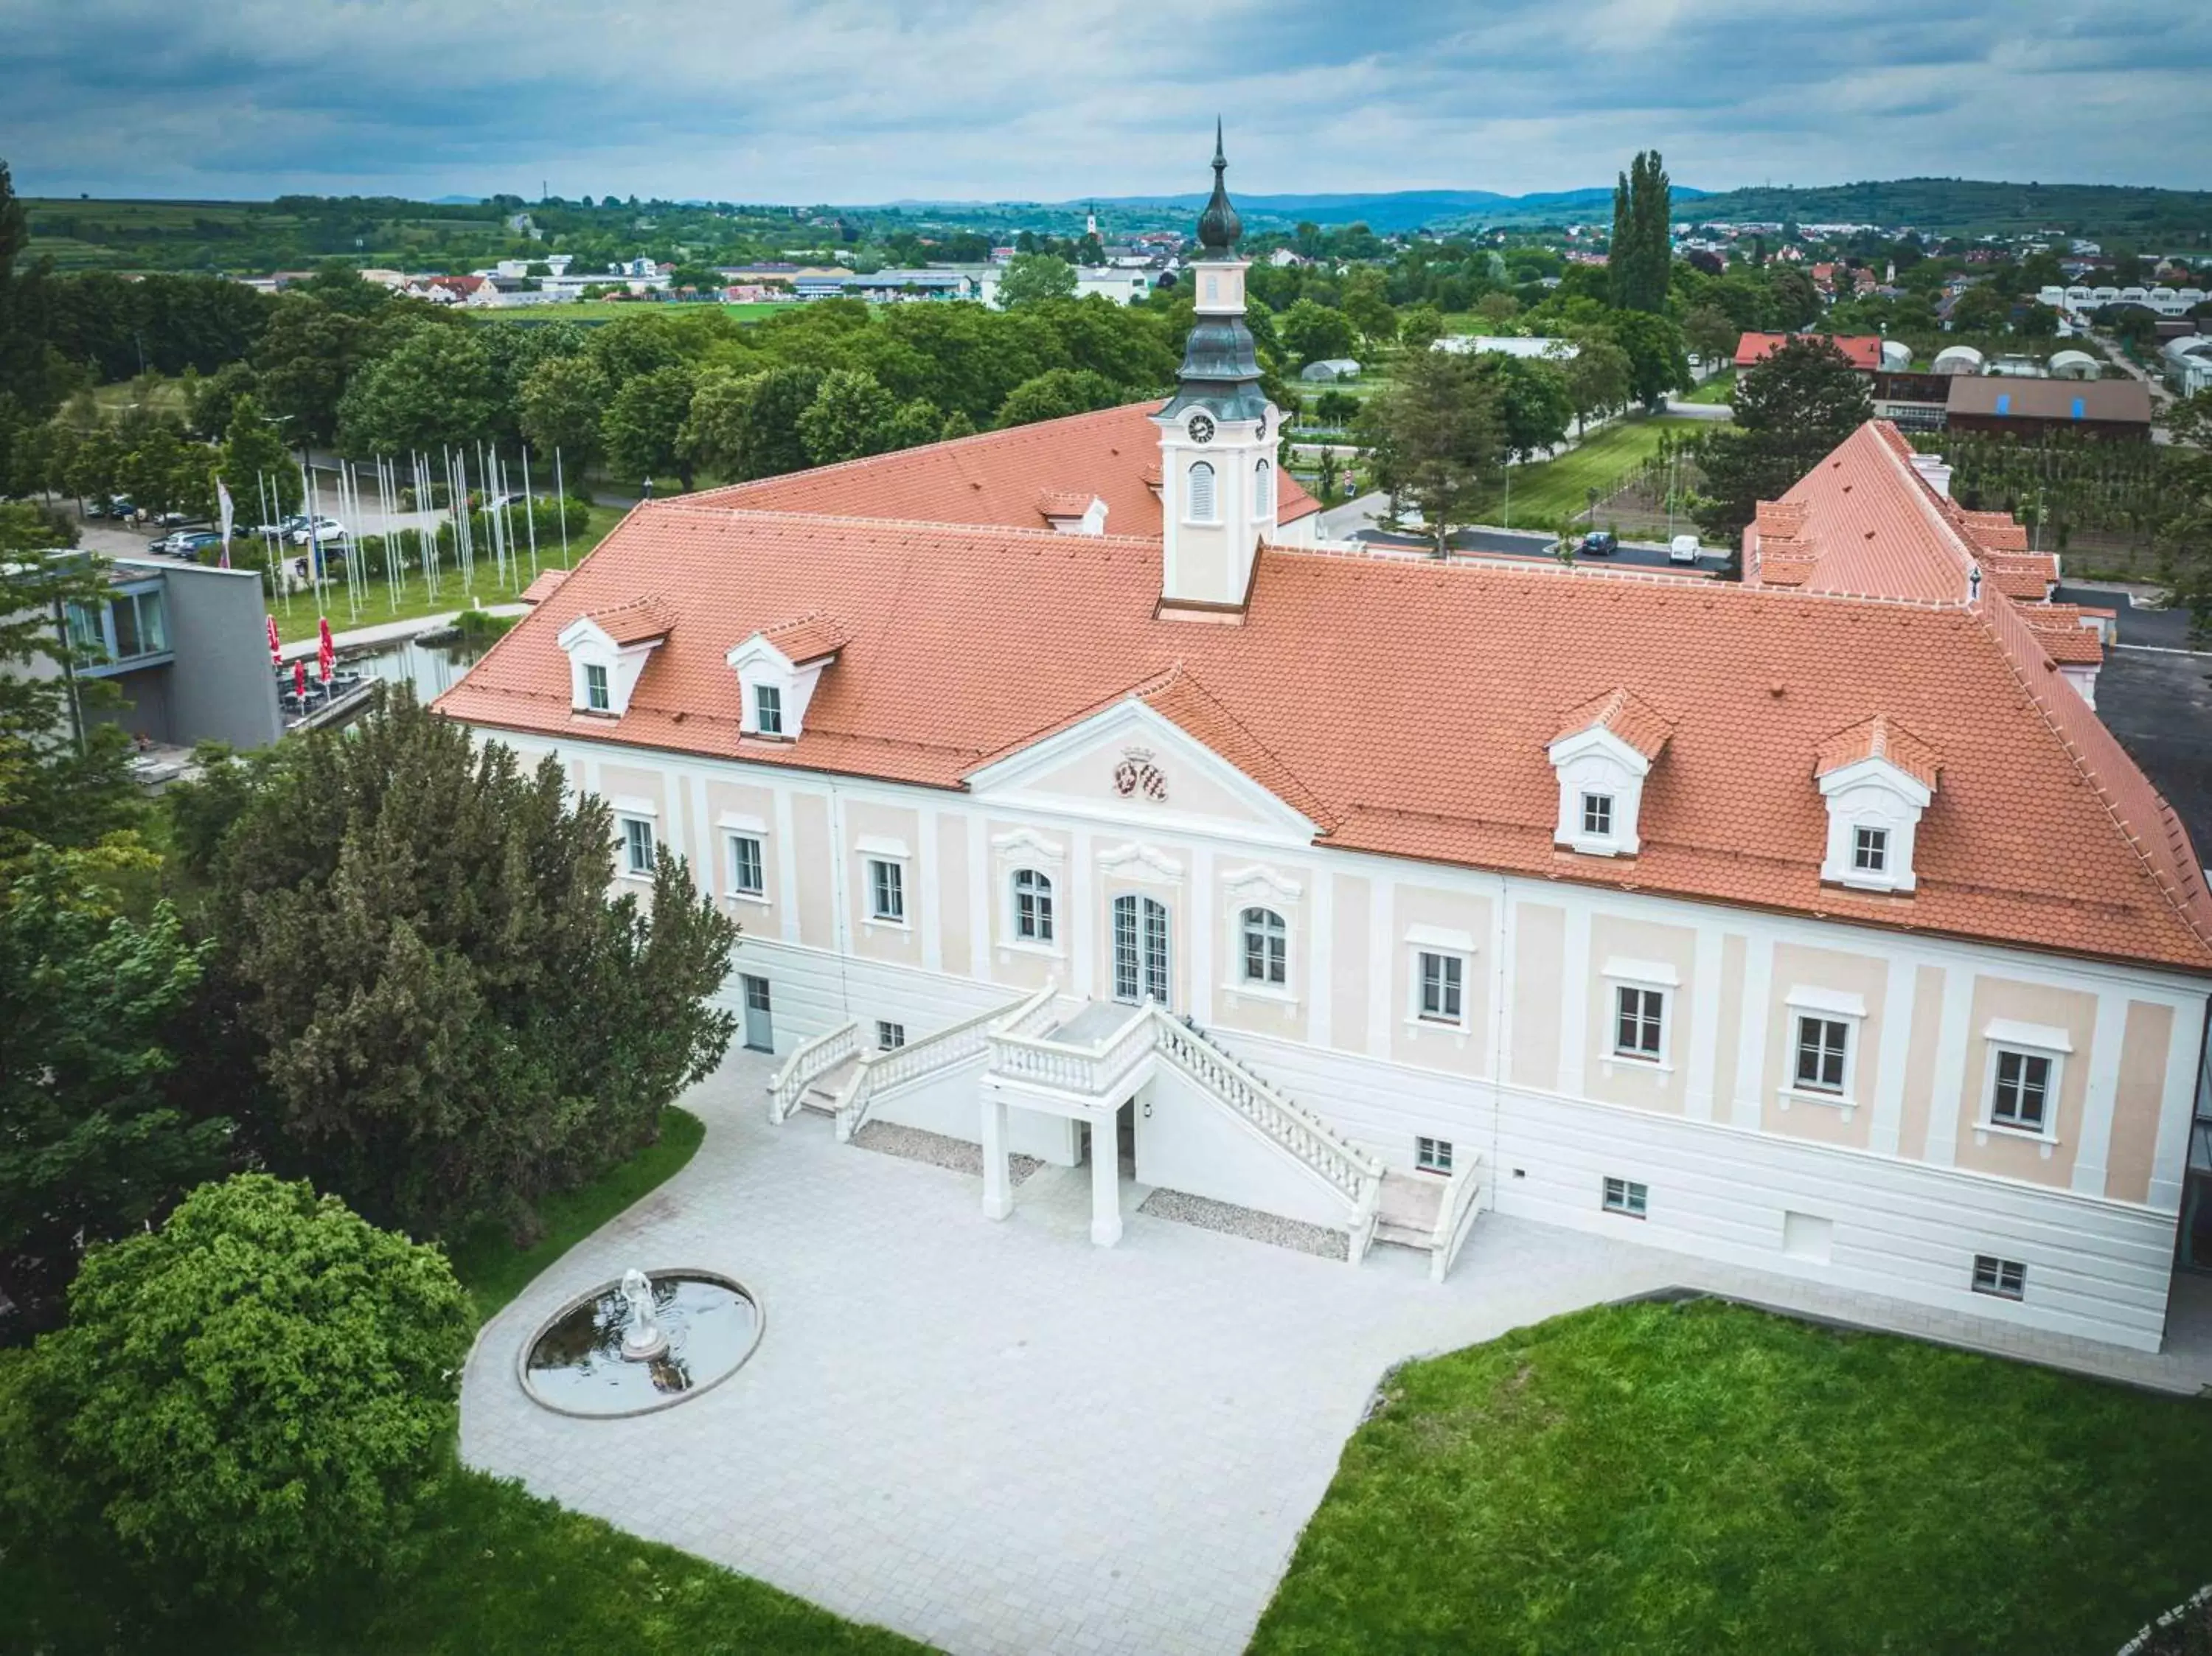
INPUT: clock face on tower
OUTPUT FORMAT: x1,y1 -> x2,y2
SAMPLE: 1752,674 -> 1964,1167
1186,412 -> 1215,445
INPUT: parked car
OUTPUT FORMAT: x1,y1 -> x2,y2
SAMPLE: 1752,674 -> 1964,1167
1577,531 -> 1618,557
290,516 -> 347,546
165,532 -> 225,560
1669,534 -> 1703,565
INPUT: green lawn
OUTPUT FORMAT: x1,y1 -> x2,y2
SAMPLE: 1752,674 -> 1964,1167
445,1108 -> 706,1325
264,501 -> 630,642
1682,368 -> 1736,404
1470,414 -> 1709,527
1251,1297 -> 2212,1656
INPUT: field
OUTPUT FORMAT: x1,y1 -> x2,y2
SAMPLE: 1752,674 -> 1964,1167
1680,368 -> 1735,404
1252,1296 -> 2212,1656
1470,414 -> 1711,527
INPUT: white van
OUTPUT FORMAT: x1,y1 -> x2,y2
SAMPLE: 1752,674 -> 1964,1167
1669,534 -> 1702,565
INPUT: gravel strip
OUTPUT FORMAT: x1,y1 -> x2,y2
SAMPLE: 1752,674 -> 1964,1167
852,1121 -> 1045,1185
1137,1188 -> 1349,1262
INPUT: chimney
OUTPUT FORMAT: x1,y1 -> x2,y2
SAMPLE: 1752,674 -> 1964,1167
1908,452 -> 1953,498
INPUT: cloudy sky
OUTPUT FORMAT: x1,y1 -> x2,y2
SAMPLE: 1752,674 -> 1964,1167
3,0 -> 2207,203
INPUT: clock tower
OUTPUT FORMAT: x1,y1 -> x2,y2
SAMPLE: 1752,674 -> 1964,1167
1155,123 -> 1279,616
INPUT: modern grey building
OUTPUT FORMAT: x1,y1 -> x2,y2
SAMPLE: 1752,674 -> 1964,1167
58,555 -> 284,752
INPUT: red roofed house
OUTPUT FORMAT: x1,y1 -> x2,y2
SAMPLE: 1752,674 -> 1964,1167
1734,331 -> 1885,374
438,138 -> 2212,1358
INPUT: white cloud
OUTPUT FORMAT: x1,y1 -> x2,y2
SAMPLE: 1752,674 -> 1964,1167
0,0 -> 2205,198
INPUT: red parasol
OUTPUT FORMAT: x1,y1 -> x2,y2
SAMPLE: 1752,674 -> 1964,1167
316,616 -> 335,683
293,660 -> 307,699
265,615 -> 282,667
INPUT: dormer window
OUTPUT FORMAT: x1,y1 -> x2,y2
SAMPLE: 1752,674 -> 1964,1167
726,615 -> 848,743
1815,717 -> 1938,894
557,596 -> 675,719
1548,689 -> 1672,858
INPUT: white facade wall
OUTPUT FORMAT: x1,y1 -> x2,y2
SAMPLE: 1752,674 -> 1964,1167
471,721 -> 2208,1354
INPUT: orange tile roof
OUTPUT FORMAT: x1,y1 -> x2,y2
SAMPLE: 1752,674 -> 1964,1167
692,401 -> 1318,534
519,568 -> 571,605
1554,686 -> 1674,761
758,613 -> 849,664
1815,715 -> 1940,790
582,594 -> 678,645
437,504 -> 2212,972
1037,489 -> 1101,518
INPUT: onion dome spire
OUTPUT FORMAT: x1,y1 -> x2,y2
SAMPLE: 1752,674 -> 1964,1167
1195,118 -> 1242,255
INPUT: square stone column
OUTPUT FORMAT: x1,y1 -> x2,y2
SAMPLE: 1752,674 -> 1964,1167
981,1096 -> 1013,1221
1090,1110 -> 1123,1247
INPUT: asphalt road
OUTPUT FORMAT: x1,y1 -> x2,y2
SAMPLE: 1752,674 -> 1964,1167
2055,584 -> 2192,650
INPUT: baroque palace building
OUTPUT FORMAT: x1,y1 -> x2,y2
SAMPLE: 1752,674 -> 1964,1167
439,136 -> 2212,1354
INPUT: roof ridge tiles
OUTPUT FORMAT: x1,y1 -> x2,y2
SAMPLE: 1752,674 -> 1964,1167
643,501 -> 1168,550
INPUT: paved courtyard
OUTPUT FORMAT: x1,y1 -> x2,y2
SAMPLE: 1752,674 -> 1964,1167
461,1049 -> 2212,1656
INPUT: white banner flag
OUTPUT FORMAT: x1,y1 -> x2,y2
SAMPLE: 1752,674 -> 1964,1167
216,479 -> 235,568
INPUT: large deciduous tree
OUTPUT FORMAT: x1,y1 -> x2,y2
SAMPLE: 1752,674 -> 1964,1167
1278,298 -> 1359,368
1694,335 -> 1874,566
4,1172 -> 470,1603
334,321 -> 502,456
518,352 -> 612,472
995,252 -> 1077,308
1609,310 -> 1691,411
0,846 -> 229,1334
218,394 -> 301,515
994,367 -> 1122,428
176,689 -> 737,1242
798,367 -> 900,465
1357,347 -> 1500,555
599,361 -> 698,487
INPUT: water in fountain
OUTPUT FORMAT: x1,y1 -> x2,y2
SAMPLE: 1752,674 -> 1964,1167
521,1270 -> 759,1418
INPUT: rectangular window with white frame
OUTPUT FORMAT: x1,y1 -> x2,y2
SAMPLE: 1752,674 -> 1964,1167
1613,984 -> 1664,1061
1793,1015 -> 1851,1093
1989,1049 -> 2053,1133
868,857 -> 904,923
1582,791 -> 1613,837
1416,1136 -> 1453,1174
728,834 -> 765,898
755,683 -> 783,737
619,816 -> 655,877
1417,950 -> 1464,1024
1853,825 -> 1888,873
583,662 -> 611,712
877,1020 -> 905,1051
1602,1176 -> 1648,1218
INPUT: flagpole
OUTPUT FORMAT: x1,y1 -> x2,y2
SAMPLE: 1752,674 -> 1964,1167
554,448 -> 569,566
522,446 -> 540,581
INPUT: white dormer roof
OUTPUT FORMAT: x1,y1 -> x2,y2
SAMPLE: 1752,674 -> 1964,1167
1548,687 -> 1673,857
1037,490 -> 1109,536
725,613 -> 849,740
556,595 -> 675,717
1815,715 -> 1938,893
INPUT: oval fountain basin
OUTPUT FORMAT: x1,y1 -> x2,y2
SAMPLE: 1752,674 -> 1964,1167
520,1270 -> 762,1418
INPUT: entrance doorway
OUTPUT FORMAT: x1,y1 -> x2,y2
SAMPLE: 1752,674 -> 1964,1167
740,974 -> 774,1053
1111,894 -> 1170,1006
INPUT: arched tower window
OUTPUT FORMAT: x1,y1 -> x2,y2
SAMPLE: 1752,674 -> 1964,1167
1187,460 -> 1217,523
1253,457 -> 1273,515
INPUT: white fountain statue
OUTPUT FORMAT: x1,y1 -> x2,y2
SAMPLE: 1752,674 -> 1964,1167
618,1268 -> 668,1361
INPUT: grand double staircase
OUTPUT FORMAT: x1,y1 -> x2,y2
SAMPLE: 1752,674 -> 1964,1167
768,989 -> 1484,1278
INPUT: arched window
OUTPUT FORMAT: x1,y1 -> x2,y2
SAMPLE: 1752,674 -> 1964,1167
1240,906 -> 1287,986
1012,868 -> 1054,943
1187,460 -> 1217,523
1253,457 -> 1273,515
